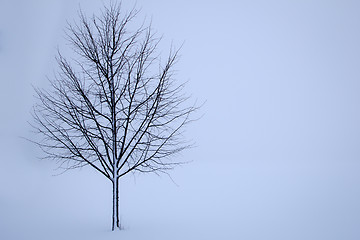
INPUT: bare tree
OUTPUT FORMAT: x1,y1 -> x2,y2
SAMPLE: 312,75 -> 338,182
30,3 -> 197,231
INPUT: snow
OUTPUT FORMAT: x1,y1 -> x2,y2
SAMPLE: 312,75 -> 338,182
1,146 -> 360,240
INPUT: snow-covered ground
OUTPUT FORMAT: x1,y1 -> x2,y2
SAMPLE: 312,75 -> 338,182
2,139 -> 360,240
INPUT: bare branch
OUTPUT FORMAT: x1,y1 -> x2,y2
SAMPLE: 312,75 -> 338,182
29,2 -> 199,231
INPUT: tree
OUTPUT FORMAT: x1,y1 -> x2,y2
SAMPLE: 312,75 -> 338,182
30,2 -> 197,231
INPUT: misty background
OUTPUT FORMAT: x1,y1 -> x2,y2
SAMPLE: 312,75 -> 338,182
1,0 -> 360,239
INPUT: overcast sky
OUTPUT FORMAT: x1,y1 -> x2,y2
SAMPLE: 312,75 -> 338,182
1,0 -> 360,239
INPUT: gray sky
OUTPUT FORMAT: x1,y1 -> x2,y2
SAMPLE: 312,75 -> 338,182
1,0 -> 360,239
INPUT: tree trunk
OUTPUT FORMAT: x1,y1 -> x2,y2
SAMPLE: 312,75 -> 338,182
112,178 -> 120,231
